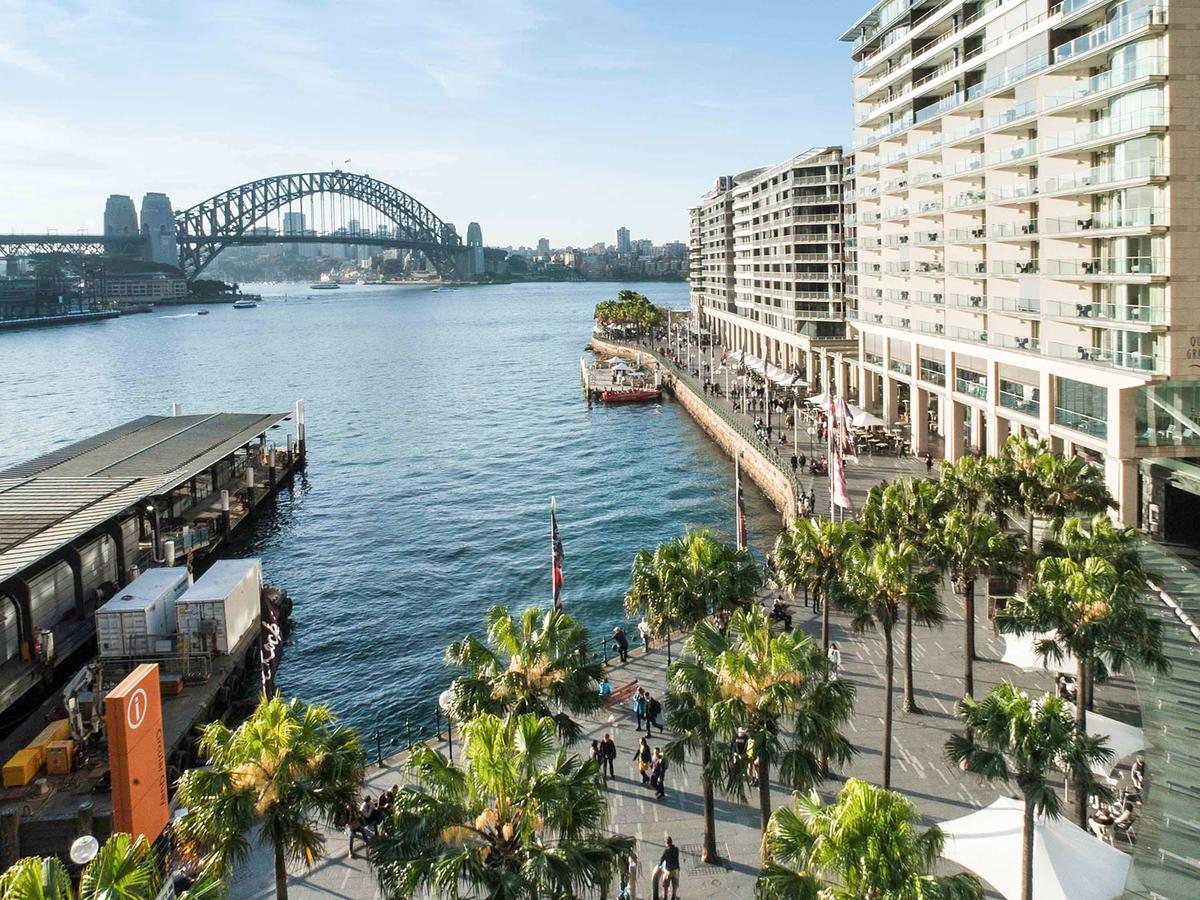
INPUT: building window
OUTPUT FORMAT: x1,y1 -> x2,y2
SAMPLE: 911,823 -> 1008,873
955,368 -> 987,400
1054,377 -> 1107,440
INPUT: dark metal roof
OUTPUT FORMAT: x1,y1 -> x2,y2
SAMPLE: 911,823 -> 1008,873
0,413 -> 288,583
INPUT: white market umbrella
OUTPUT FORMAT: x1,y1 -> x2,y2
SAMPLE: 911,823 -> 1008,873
1000,631 -> 1079,675
806,392 -> 831,407
606,356 -> 626,364
940,796 -> 1131,900
1076,707 -> 1145,775
851,409 -> 887,428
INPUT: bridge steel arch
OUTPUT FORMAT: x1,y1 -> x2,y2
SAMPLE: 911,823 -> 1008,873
175,171 -> 463,280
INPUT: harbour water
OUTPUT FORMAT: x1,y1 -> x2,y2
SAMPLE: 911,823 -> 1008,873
0,282 -> 781,739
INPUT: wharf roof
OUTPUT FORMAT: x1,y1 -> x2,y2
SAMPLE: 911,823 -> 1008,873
0,412 -> 288,584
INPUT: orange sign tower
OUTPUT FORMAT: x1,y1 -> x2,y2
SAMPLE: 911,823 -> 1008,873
105,663 -> 169,841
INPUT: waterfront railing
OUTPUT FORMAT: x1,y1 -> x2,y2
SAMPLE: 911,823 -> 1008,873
596,335 -> 808,504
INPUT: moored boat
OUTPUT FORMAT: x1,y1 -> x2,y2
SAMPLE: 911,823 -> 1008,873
601,388 -> 661,403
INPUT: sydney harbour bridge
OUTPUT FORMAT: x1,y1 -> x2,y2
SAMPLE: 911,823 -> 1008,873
0,171 -> 484,281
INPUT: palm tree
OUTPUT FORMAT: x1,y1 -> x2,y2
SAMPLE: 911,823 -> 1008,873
843,539 -> 936,789
445,604 -> 604,743
935,509 -> 1016,701
946,682 -> 1114,900
370,712 -> 634,898
773,518 -> 862,651
174,695 -> 364,900
998,553 -> 1168,825
663,621 -> 728,864
995,435 -> 1114,576
937,453 -> 1003,517
756,778 -> 983,899
861,479 -> 947,713
0,833 -> 219,900
708,607 -> 856,841
626,529 -> 761,661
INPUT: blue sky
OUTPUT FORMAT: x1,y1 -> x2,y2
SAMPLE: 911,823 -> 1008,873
0,0 -> 858,247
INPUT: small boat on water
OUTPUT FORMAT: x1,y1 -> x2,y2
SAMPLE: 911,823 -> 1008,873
355,279 -> 366,285
197,309 -> 210,316
310,282 -> 340,290
601,388 -> 661,403
232,298 -> 258,309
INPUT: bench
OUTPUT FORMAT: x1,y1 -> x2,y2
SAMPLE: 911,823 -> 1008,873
604,680 -> 638,708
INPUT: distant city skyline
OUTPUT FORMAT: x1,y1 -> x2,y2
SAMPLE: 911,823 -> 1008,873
0,1 -> 853,246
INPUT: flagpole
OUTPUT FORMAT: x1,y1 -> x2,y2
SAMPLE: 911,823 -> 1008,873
551,496 -> 557,608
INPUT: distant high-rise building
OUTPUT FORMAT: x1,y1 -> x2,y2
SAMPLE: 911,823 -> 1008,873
616,227 -> 631,254
466,222 -> 483,247
537,238 -> 551,255
139,192 -> 177,267
104,195 -> 138,237
633,239 -> 654,257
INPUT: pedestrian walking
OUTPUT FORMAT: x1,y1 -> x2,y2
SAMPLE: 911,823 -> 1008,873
924,451 -> 934,473
634,736 -> 652,785
652,835 -> 681,900
612,626 -> 630,663
650,748 -> 668,799
638,617 -> 653,653
634,687 -> 648,731
601,732 -> 617,778
828,641 -> 842,679
590,739 -> 604,770
646,691 -> 664,735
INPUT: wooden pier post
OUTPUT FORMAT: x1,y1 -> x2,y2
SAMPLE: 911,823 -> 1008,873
0,808 -> 19,869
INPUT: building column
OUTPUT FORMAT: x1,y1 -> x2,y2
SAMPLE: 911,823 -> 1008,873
883,376 -> 898,425
946,399 -> 966,460
1038,368 -> 1054,438
913,385 -> 930,454
990,415 -> 1010,456
1106,458 -> 1139,527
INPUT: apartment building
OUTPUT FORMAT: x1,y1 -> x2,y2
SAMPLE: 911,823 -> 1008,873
690,148 -> 855,385
842,0 -> 1200,528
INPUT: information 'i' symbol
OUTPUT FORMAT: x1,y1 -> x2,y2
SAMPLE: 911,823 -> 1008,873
127,687 -> 148,731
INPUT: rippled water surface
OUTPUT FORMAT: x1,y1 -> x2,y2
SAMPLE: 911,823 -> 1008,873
0,282 -> 781,739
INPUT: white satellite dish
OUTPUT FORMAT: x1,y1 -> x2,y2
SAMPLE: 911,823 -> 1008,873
69,834 -> 100,865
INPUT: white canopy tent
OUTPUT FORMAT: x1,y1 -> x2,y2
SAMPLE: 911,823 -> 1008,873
1076,707 -> 1145,775
1000,631 -> 1080,675
606,356 -> 626,364
765,362 -> 794,385
940,796 -> 1131,900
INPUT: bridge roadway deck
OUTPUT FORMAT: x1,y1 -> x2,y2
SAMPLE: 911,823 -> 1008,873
236,469 -> 1144,899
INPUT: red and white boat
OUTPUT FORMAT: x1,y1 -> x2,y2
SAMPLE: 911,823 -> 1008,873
601,388 -> 661,403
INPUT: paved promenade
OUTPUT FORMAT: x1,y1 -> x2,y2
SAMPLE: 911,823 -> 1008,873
233,335 -> 1144,898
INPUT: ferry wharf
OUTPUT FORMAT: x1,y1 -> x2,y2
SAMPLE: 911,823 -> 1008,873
0,405 -> 305,861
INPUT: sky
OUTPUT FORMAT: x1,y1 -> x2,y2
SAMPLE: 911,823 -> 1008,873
0,0 -> 859,248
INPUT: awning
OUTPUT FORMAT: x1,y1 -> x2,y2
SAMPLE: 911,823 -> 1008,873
940,796 -> 1131,900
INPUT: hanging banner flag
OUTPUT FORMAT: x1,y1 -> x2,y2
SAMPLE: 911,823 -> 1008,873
831,450 -> 853,510
837,397 -> 859,463
735,456 -> 748,551
551,498 -> 564,609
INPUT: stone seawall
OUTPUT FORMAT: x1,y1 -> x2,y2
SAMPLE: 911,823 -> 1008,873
591,337 -> 798,523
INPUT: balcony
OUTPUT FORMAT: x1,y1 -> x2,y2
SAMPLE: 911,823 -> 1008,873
1000,386 -> 1040,417
1052,4 -> 1167,66
990,332 -> 1040,354
990,296 -> 1041,317
1040,206 -> 1166,236
1040,156 -> 1166,197
1055,407 -> 1108,440
1042,55 -> 1166,112
1038,107 -> 1166,157
950,326 -> 988,345
1041,256 -> 1165,279
1043,300 -> 1164,325
919,363 -> 947,386
1047,342 -> 1162,373
955,375 -> 988,400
